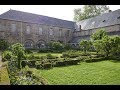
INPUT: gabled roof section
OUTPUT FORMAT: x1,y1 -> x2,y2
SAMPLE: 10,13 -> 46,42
76,9 -> 120,30
0,9 -> 75,29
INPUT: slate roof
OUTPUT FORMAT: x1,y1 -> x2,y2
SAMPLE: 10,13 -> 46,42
76,9 -> 120,30
0,9 -> 75,29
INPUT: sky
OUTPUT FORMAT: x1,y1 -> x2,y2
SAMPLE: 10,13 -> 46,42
0,5 -> 120,21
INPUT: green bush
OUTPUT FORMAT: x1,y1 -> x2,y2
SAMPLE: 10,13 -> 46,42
21,60 -> 36,68
0,39 -> 9,51
62,50 -> 81,58
46,53 -> 57,59
2,51 -> 13,61
85,57 -> 105,63
64,59 -> 80,65
38,49 -> 50,53
25,49 -> 33,54
42,63 -> 52,69
54,61 -> 66,67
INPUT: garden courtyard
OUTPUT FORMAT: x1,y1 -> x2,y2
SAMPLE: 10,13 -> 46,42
30,60 -> 120,85
0,29 -> 120,85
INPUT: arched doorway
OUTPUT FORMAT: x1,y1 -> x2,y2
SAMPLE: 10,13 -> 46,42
36,40 -> 46,49
24,39 -> 34,48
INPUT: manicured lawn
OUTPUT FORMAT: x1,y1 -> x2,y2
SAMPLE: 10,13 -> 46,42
27,53 -> 62,58
31,60 -> 120,85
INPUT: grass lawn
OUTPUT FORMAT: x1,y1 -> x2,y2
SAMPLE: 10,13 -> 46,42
31,60 -> 120,85
27,52 -> 62,58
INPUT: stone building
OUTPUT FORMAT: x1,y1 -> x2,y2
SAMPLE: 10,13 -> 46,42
0,9 -> 120,48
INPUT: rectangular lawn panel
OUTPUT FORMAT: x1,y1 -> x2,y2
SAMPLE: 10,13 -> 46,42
31,60 -> 120,85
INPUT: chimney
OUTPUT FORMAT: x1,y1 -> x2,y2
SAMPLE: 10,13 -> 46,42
109,10 -> 112,12
79,25 -> 81,31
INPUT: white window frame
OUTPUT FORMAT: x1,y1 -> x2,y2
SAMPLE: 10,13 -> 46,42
11,23 -> 16,32
38,27 -> 43,35
0,23 -> 1,31
59,29 -> 62,37
50,28 -> 53,35
26,25 -> 30,34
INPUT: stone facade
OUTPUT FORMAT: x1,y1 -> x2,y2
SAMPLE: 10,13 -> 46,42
0,9 -> 120,49
0,18 -> 73,48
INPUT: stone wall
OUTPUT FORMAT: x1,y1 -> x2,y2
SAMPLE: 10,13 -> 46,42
0,19 -> 73,48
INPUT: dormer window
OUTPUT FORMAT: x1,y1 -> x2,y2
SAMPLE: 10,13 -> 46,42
103,20 -> 106,22
117,16 -> 120,19
92,21 -> 95,25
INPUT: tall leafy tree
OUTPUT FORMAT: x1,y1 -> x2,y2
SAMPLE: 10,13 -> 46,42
11,43 -> 25,69
74,5 -> 109,22
79,40 -> 92,54
91,28 -> 107,41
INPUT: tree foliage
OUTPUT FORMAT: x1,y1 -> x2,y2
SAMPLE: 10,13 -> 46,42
48,41 -> 64,52
79,40 -> 92,54
74,5 -> 109,22
0,39 -> 9,51
91,28 -> 107,41
10,43 -> 25,69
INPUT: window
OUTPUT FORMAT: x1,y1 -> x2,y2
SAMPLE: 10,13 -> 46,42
59,29 -> 62,36
24,40 -> 33,48
103,20 -> 106,22
11,23 -> 16,32
38,27 -> 43,35
0,23 -> 1,30
117,16 -> 120,19
67,30 -> 70,36
50,28 -> 53,35
26,25 -> 30,34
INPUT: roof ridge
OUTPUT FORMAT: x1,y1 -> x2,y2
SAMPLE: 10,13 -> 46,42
8,9 -> 75,23
77,9 -> 119,23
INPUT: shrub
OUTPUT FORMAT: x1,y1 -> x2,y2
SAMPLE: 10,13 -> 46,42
27,54 -> 35,60
85,57 -> 105,63
35,61 -> 42,69
21,60 -> 36,68
2,51 -> 13,61
46,53 -> 57,59
54,61 -> 66,67
64,59 -> 80,65
38,49 -> 50,53
42,63 -> 52,69
48,41 -> 64,52
40,56 -> 47,60
25,49 -> 33,54
10,43 -> 25,69
62,53 -> 70,58
62,50 -> 80,58
0,39 -> 9,51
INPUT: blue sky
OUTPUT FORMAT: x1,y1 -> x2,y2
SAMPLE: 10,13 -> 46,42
0,5 -> 120,21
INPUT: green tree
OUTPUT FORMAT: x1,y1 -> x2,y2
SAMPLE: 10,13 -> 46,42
0,39 -> 9,51
91,28 -> 107,41
11,43 -> 25,69
74,5 -> 109,22
48,41 -> 64,52
93,40 -> 103,54
79,40 -> 92,54
110,35 -> 120,56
